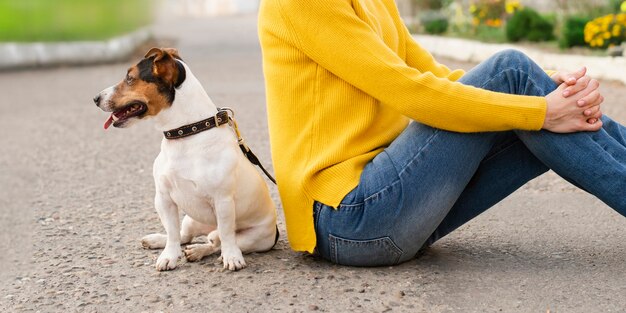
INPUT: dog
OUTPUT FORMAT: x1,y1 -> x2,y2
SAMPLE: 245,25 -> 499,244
93,47 -> 278,271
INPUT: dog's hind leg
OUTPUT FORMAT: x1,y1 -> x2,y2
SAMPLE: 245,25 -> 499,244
235,224 -> 278,254
214,225 -> 277,270
141,215 -> 213,249
184,230 -> 221,262
180,215 -> 214,243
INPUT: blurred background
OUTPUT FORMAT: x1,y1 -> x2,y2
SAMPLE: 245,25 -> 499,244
0,0 -> 261,42
0,0 -> 624,58
402,0 -> 626,54
0,0 -> 156,42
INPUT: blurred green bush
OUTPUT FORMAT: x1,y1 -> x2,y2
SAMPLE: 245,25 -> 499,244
506,7 -> 554,42
0,0 -> 155,42
421,11 -> 449,34
559,16 -> 591,48
412,0 -> 452,11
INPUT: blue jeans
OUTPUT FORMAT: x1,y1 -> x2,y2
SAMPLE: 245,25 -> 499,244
313,49 -> 626,267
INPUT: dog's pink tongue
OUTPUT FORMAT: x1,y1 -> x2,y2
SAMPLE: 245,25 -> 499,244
104,114 -> 114,130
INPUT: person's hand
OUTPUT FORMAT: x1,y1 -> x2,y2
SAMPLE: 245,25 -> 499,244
550,66 -> 587,89
551,67 -> 603,125
543,77 -> 604,133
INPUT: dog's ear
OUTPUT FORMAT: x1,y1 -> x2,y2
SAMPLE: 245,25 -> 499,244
163,48 -> 182,60
143,47 -> 185,88
144,47 -> 182,62
144,47 -> 167,61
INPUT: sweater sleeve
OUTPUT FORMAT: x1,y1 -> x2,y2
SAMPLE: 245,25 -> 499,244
401,22 -> 465,81
277,0 -> 547,132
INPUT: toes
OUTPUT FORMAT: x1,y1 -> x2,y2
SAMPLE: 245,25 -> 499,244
220,247 -> 246,271
141,240 -> 159,250
222,255 -> 246,271
140,234 -> 166,249
183,248 -> 202,262
155,258 -> 177,271
155,249 -> 182,271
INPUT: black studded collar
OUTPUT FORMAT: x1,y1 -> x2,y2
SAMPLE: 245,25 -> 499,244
163,110 -> 230,140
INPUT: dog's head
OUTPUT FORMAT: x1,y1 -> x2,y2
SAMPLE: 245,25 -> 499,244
93,47 -> 187,129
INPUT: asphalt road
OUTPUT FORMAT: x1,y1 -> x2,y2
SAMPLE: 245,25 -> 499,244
1,14 -> 625,313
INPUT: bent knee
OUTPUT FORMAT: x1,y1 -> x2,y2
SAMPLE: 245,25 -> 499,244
491,49 -> 531,67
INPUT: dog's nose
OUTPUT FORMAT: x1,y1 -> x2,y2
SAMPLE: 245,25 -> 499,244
93,94 -> 101,106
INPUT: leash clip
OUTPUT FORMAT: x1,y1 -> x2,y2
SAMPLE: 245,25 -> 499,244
219,107 -> 235,117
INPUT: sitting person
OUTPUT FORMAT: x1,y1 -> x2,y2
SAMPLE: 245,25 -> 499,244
258,0 -> 625,266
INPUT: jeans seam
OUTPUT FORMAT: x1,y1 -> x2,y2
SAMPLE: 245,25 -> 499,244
397,128 -> 441,179
329,234 -> 337,263
364,179 -> 400,204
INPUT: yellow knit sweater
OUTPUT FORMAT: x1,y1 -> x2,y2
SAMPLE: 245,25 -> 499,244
258,0 -> 547,253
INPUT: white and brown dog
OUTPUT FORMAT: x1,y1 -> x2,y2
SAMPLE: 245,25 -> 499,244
93,48 -> 278,271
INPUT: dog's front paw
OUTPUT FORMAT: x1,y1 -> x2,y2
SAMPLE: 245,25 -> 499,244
155,247 -> 182,271
220,247 -> 246,271
141,233 -> 167,249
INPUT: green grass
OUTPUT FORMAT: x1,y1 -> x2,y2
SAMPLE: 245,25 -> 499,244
448,25 -> 508,43
0,0 -> 155,42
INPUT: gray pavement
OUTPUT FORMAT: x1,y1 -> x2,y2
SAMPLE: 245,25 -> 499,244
1,14 -> 625,313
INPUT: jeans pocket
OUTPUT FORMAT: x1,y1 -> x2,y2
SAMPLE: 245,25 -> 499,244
329,234 -> 403,267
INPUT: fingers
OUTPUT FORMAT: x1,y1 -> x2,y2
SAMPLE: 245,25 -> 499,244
585,108 -> 603,125
577,84 -> 602,107
569,78 -> 600,106
562,75 -> 591,97
553,67 -> 586,86
578,104 -> 602,130
583,105 -> 599,117
580,118 -> 603,131
552,73 -> 570,85
586,98 -> 603,123
543,76 -> 603,133
571,66 -> 587,80
583,94 -> 603,116
581,91 -> 603,126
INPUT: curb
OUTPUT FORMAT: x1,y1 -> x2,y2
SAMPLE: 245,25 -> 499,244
0,28 -> 152,70
414,34 -> 626,85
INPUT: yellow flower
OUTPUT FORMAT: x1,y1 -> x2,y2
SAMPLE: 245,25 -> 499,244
612,24 -> 621,37
505,0 -> 521,14
584,12 -> 626,48
470,4 -> 477,13
621,1 -> 626,13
